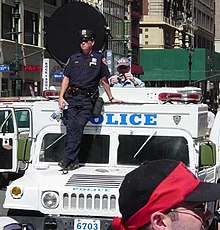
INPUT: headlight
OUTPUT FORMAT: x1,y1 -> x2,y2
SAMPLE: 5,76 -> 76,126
10,186 -> 23,199
42,191 -> 59,209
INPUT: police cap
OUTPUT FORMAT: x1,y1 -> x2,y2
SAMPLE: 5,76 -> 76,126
78,29 -> 95,41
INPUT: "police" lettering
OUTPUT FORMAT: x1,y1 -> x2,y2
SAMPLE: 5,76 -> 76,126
90,113 -> 157,126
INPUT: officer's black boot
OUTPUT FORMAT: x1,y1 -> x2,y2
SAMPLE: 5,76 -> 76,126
58,158 -> 72,170
58,159 -> 79,174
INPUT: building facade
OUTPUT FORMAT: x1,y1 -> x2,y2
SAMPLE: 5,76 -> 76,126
0,0 -> 128,96
140,0 -> 214,50
129,0 -> 144,76
215,0 -> 220,52
139,0 -> 217,109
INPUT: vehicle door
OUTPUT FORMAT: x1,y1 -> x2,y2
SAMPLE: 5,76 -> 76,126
0,108 -> 32,172
0,108 -> 18,172
15,108 -> 32,162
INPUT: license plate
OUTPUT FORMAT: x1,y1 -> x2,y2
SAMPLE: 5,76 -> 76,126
74,218 -> 100,230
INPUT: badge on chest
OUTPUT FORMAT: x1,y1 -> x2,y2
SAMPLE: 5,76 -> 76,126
89,58 -> 97,66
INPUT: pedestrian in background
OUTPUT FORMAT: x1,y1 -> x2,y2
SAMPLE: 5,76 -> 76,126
109,57 -> 145,88
112,159 -> 220,230
207,105 -> 215,137
58,29 -> 121,172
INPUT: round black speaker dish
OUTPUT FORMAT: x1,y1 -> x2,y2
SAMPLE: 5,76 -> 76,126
45,2 -> 108,66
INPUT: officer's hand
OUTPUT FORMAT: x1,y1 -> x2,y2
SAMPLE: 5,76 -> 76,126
111,98 -> 123,103
59,98 -> 68,110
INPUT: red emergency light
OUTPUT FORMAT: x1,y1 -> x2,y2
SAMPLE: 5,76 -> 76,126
158,93 -> 182,102
42,90 -> 59,99
187,93 -> 201,103
158,92 -> 201,104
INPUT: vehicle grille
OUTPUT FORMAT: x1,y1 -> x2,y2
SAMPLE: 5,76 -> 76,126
63,174 -> 124,212
66,174 -> 124,188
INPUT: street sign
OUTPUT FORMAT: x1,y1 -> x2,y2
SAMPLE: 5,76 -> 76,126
0,64 -> 10,72
53,72 -> 63,78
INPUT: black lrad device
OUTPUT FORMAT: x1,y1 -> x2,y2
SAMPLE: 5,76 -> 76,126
45,2 -> 109,67
92,97 -> 104,118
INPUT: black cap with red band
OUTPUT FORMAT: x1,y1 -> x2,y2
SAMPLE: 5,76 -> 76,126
113,159 -> 220,230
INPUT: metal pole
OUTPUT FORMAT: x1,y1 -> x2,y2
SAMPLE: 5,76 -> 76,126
191,0 -> 195,48
188,52 -> 192,85
13,0 -> 20,79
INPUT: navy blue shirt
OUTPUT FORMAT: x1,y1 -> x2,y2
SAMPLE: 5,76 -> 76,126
63,51 -> 110,89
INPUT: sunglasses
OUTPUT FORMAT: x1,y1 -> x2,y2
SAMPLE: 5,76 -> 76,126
169,202 -> 208,215
118,66 -> 129,69
80,38 -> 93,43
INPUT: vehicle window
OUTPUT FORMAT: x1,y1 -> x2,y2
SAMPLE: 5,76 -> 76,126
117,135 -> 189,166
0,110 -> 14,133
15,110 -> 30,132
40,133 -> 110,163
0,110 -> 30,134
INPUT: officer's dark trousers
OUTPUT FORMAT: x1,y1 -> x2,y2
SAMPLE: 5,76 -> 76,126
63,94 -> 93,163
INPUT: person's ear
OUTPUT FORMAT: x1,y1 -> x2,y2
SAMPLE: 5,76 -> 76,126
92,40 -> 95,46
150,212 -> 170,230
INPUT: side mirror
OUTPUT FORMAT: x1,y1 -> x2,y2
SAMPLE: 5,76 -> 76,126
199,142 -> 216,167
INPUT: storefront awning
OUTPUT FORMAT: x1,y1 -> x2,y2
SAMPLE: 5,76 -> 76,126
131,64 -> 144,75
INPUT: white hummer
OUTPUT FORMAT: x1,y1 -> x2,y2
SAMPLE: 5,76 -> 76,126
2,87 -> 220,229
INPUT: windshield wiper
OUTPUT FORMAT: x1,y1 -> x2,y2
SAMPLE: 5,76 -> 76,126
133,131 -> 157,158
46,133 -> 66,150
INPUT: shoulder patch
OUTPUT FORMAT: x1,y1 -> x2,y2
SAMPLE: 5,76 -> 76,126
102,57 -> 107,65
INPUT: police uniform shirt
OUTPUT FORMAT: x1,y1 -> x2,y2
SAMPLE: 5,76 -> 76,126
63,51 -> 110,89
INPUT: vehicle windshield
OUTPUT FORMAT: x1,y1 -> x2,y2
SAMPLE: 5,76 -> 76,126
0,109 -> 30,133
39,133 -> 110,163
39,133 -> 189,166
117,135 -> 189,166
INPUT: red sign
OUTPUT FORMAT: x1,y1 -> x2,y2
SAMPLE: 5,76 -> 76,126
23,65 -> 43,72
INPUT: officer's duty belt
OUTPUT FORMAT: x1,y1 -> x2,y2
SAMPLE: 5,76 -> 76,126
66,86 -> 98,97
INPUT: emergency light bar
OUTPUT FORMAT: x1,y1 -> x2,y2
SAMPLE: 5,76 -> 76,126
42,90 -> 59,99
0,96 -> 48,103
158,92 -> 202,104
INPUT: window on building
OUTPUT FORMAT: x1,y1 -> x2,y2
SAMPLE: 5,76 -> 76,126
44,16 -> 50,46
2,4 -> 14,40
210,18 -> 214,33
103,1 -> 125,56
24,10 -> 39,45
164,0 -> 171,18
1,78 -> 9,96
44,0 -> 56,6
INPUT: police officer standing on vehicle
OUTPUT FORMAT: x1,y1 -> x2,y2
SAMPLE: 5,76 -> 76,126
58,29 -> 121,172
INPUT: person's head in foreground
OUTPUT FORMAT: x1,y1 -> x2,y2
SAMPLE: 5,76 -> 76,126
112,159 -> 220,230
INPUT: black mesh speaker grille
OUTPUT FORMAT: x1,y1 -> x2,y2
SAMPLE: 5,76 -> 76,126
45,2 -> 108,66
